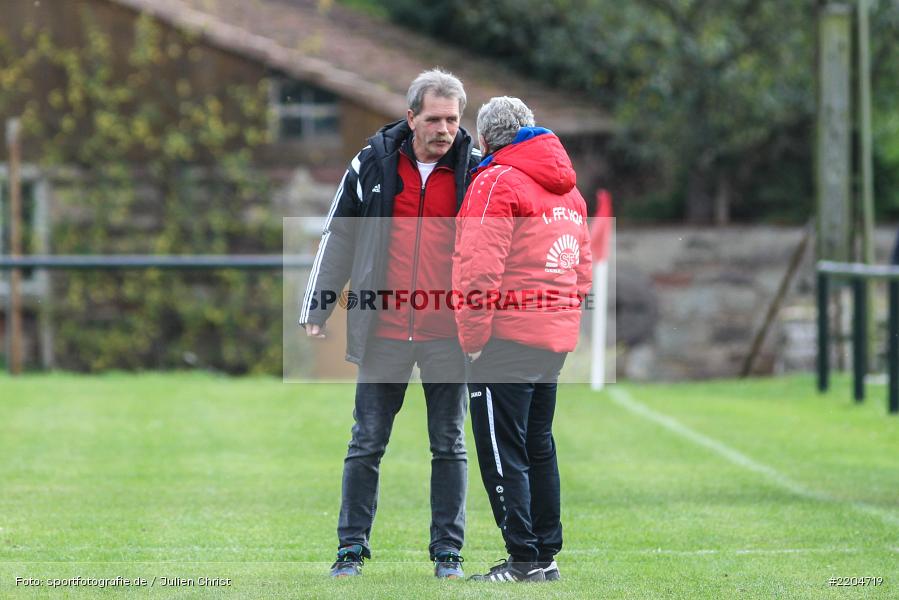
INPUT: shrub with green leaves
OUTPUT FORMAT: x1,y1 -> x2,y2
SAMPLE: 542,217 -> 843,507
1,11 -> 284,374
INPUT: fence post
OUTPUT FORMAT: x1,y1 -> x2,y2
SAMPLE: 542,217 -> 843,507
6,118 -> 23,375
817,4 -> 852,264
889,281 -> 899,414
817,270 -> 830,393
852,277 -> 867,402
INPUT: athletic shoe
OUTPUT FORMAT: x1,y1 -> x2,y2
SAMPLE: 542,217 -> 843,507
538,559 -> 560,581
433,551 -> 464,579
469,558 -> 546,582
329,544 -> 364,578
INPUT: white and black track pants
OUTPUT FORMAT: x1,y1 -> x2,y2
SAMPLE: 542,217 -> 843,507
467,338 -> 566,563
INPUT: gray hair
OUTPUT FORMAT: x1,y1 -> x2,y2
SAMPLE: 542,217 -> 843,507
477,96 -> 535,153
407,69 -> 467,115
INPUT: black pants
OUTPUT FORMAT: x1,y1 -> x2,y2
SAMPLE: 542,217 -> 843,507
337,337 -> 468,559
468,338 -> 566,563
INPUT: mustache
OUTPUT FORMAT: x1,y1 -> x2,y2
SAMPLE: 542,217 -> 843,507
430,135 -> 454,144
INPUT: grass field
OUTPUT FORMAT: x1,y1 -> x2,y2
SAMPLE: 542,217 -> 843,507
0,373 -> 896,599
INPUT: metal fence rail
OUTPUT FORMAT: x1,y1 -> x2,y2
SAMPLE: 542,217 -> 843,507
817,260 -> 899,414
0,254 -> 314,270
0,254 -> 315,374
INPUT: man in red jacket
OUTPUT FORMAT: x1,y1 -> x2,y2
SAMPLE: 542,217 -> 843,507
453,96 -> 592,583
302,70 -> 480,579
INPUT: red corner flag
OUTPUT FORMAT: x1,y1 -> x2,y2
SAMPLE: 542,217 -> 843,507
590,189 -> 612,390
591,189 -> 613,262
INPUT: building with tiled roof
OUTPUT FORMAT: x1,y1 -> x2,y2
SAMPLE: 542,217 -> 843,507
0,0 -> 615,375
110,0 -> 614,137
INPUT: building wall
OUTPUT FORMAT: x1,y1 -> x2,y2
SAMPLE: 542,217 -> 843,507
0,0 -> 393,168
614,226 -> 899,381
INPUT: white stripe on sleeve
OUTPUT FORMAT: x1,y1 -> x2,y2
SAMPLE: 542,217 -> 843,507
300,171 -> 348,324
481,167 -> 514,224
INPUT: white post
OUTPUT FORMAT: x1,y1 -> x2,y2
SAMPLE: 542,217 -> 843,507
590,259 -> 608,390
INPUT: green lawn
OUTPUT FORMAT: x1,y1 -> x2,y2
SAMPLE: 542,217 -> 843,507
0,373 -> 896,599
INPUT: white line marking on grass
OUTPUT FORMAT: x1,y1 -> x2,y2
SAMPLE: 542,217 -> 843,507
410,548 -> 899,558
7,547 -> 898,564
608,387 -> 899,529
596,547 -> 865,556
399,547 -> 883,557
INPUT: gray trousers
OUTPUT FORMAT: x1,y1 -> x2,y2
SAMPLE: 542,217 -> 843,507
337,337 -> 468,559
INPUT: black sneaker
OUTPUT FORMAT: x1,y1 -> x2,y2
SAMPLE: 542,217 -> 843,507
538,559 -> 560,581
469,558 -> 546,582
433,551 -> 464,579
329,544 -> 365,578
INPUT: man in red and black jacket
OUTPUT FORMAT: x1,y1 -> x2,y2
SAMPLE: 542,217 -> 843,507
300,69 -> 480,579
454,97 -> 592,583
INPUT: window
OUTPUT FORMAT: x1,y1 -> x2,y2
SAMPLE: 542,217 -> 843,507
269,76 -> 340,141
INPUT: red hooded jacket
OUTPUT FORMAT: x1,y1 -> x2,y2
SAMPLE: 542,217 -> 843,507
453,130 -> 592,353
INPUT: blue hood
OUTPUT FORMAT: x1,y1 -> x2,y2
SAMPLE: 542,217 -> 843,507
475,126 -> 553,170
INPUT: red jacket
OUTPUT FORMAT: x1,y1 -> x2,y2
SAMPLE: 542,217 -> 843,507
373,141 -> 460,341
453,130 -> 592,353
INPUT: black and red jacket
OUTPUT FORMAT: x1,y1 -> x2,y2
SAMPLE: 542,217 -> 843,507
453,128 -> 592,353
300,119 -> 480,363
373,136 -> 468,340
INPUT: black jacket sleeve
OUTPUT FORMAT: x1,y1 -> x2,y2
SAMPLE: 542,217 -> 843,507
298,156 -> 363,327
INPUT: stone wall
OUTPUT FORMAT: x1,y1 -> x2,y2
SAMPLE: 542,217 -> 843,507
613,226 -> 898,381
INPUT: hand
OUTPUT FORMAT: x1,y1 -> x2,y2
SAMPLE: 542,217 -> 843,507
304,323 -> 327,339
467,350 -> 482,362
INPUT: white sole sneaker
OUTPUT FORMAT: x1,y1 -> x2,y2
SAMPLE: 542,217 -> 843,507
541,560 -> 560,581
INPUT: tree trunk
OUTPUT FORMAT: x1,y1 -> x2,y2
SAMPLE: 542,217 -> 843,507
685,164 -> 713,223
714,171 -> 731,226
